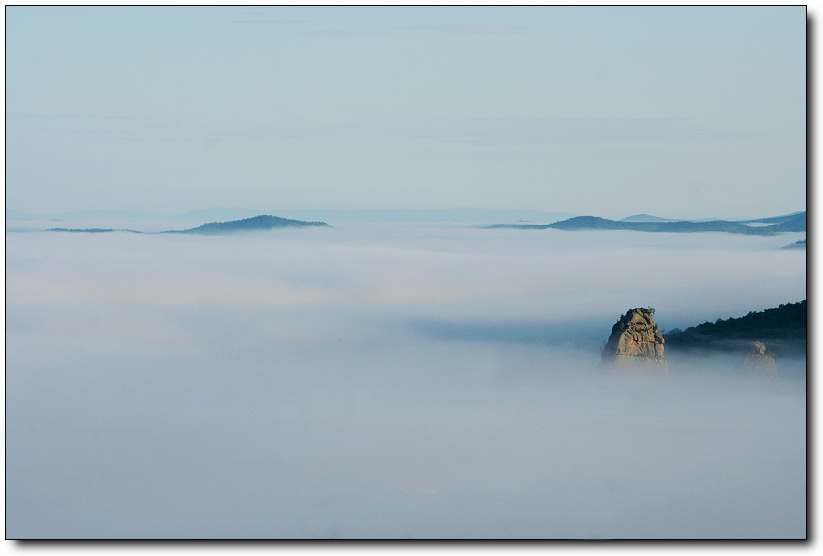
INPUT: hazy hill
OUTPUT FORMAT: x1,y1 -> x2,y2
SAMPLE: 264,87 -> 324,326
548,216 -> 778,235
621,213 -> 675,223
165,214 -> 330,234
765,212 -> 806,232
486,211 -> 806,236
47,214 -> 329,235
741,211 -> 806,226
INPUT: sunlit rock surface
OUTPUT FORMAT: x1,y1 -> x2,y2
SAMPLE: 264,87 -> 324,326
743,340 -> 778,374
603,308 -> 666,367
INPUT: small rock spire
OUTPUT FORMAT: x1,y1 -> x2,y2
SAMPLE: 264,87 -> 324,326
743,341 -> 778,374
602,307 -> 666,366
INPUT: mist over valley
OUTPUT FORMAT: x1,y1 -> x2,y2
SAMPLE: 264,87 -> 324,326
6,218 -> 806,538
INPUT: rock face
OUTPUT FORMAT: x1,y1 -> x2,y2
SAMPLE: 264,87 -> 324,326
602,308 -> 666,366
743,341 -> 778,374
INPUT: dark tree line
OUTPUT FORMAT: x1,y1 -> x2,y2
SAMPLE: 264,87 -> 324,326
666,300 -> 806,354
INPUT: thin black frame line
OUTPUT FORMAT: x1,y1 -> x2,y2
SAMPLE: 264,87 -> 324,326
3,2 -> 811,543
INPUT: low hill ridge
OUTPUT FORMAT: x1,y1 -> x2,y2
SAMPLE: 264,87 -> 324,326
47,214 -> 330,235
665,300 -> 806,355
486,211 -> 805,236
167,214 -> 329,234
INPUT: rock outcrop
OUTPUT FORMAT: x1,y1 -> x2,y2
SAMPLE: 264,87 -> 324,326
743,341 -> 778,374
602,308 -> 666,366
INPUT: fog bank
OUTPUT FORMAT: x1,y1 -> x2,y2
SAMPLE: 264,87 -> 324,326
6,225 -> 806,538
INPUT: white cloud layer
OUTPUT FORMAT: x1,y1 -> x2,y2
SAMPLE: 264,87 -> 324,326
6,226 -> 806,538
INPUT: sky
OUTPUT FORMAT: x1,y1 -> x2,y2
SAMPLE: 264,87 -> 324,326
6,6 -> 806,219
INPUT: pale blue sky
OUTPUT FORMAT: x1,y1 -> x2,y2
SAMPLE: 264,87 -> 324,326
6,6 -> 805,219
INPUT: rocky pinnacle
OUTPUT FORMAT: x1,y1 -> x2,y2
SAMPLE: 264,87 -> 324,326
602,307 -> 666,366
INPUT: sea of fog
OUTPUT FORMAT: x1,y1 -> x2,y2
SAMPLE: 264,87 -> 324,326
6,223 -> 806,539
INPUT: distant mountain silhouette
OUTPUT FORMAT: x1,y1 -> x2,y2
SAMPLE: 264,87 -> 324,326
47,214 -> 329,235
165,214 -> 329,234
665,300 -> 806,356
740,211 -> 805,226
763,212 -> 806,232
620,213 -> 675,223
486,211 -> 806,236
548,216 -> 781,235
